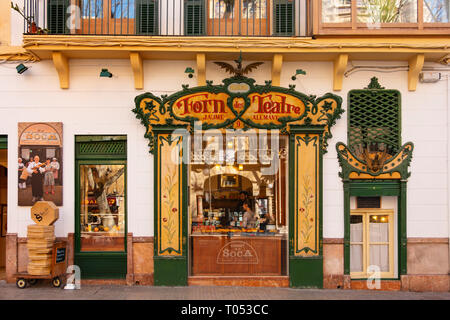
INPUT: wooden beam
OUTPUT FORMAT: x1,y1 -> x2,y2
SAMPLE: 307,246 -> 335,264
408,53 -> 425,91
333,53 -> 348,91
52,51 -> 69,89
272,53 -> 283,86
196,53 -> 206,86
130,52 -> 144,90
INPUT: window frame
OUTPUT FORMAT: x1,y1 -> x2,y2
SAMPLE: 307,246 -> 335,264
350,208 -> 395,279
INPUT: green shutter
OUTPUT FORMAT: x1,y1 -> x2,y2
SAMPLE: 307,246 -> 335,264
136,0 -> 159,35
273,0 -> 294,36
47,0 -> 69,34
184,0 -> 205,36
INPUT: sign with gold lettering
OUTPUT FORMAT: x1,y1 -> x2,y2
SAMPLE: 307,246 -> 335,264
133,76 -> 343,153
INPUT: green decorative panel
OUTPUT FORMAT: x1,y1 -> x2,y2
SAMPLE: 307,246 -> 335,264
75,136 -> 127,159
289,257 -> 323,288
154,257 -> 188,286
348,77 -> 401,155
75,254 -> 127,279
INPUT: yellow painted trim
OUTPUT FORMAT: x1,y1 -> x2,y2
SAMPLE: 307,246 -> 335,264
333,53 -> 348,91
349,172 -> 401,179
271,53 -> 283,86
350,209 -> 395,279
22,35 -> 450,52
52,51 -> 69,89
408,53 -> 425,91
0,1 -> 11,46
130,51 -> 144,90
196,53 -> 206,86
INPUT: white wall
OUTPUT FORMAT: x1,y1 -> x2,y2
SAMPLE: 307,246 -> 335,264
0,58 -> 448,240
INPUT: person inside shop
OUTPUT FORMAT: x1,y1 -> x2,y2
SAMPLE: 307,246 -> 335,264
27,155 -> 45,202
237,191 -> 252,211
242,201 -> 258,229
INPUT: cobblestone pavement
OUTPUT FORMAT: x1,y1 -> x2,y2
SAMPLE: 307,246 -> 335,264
0,281 -> 449,300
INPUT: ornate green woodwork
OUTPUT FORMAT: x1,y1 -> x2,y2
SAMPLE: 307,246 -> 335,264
75,137 -> 127,159
133,75 -> 344,287
336,141 -> 414,180
133,75 -> 344,154
348,77 -> 401,154
338,78 -> 412,279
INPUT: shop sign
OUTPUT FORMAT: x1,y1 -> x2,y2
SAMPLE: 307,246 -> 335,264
133,75 -> 343,154
19,123 -> 62,146
216,241 -> 258,264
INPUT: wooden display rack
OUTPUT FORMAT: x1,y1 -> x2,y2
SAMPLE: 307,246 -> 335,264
14,241 -> 67,289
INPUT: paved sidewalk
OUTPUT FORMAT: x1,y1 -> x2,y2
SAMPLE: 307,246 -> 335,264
0,281 -> 449,300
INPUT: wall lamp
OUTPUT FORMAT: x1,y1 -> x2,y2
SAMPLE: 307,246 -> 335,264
291,69 -> 306,80
16,63 -> 28,74
185,67 -> 195,78
100,68 -> 113,78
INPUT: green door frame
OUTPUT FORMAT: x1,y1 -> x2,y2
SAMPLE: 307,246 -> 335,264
288,126 -> 324,288
153,129 -> 189,286
74,136 -> 128,279
343,180 -> 407,278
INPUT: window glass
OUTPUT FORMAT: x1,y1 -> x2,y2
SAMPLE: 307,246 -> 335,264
322,0 -> 352,23
79,164 -> 126,251
370,244 -> 389,272
350,215 -> 364,272
357,0 -> 418,23
424,0 -> 449,22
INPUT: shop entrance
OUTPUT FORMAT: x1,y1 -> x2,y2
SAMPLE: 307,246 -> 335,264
0,136 -> 7,281
188,132 -> 288,277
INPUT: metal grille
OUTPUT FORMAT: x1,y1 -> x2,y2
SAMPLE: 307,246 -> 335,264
78,140 -> 127,156
348,87 -> 400,155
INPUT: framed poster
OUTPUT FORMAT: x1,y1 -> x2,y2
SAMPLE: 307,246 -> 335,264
18,122 -> 63,206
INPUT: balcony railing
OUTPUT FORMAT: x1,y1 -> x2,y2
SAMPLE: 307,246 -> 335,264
20,0 -> 312,36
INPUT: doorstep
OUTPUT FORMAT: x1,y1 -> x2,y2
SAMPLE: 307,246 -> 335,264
188,276 -> 289,287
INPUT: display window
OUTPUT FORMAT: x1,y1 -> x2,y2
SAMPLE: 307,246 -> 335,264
189,132 -> 288,276
79,164 -> 126,252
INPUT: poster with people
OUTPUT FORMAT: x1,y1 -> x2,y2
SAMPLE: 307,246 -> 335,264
18,123 -> 63,206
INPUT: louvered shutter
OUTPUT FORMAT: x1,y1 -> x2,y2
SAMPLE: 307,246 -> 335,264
47,0 -> 69,34
136,0 -> 159,35
273,0 -> 294,36
184,0 -> 205,35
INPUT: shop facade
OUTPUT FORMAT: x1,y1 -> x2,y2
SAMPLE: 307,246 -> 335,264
1,0 -> 450,291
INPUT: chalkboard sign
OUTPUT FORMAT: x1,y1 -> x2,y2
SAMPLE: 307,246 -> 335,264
56,247 -> 66,263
